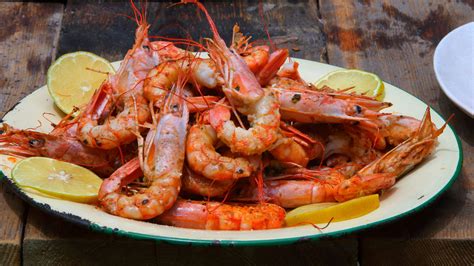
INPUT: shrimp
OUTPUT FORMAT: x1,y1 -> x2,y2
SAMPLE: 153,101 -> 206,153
269,135 -> 310,167
231,24 -> 269,74
353,108 -> 445,182
209,89 -> 281,155
235,166 -> 395,208
98,157 -> 143,201
276,61 -> 304,83
268,122 -> 380,168
256,49 -> 290,86
231,24 -> 289,86
144,58 -> 223,106
76,7 -> 158,149
236,108 -> 444,207
360,113 -> 422,149
268,121 -> 325,167
182,167 -> 234,197
186,119 -> 257,180
298,124 -> 382,166
269,76 -> 391,123
99,80 -> 189,220
274,88 -> 390,124
77,88 -> 150,149
157,199 -> 285,230
242,45 -> 270,74
182,4 -> 282,156
144,60 -> 182,106
185,0 -> 264,107
143,43 -> 223,106
0,124 -> 121,177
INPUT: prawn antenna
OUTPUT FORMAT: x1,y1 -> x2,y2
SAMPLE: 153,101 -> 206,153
258,0 -> 276,51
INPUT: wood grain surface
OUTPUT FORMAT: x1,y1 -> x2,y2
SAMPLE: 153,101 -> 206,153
0,1 -> 473,265
320,0 -> 474,264
0,2 -> 63,265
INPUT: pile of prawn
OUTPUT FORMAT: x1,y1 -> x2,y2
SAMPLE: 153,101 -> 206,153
0,1 -> 449,230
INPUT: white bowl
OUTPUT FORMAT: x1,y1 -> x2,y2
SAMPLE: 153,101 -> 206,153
434,22 -> 474,118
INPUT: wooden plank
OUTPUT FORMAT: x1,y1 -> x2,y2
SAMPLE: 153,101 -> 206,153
0,2 -> 64,265
154,237 -> 358,266
57,0 -> 326,62
360,239 -> 474,265
23,208 -> 156,266
22,1 -> 357,264
0,184 -> 23,266
319,0 -> 473,264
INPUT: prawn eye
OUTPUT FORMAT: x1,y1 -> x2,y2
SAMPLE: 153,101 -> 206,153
291,94 -> 301,103
28,139 -> 45,148
355,105 -> 362,114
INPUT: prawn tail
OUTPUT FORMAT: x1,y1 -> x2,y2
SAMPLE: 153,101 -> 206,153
257,49 -> 289,86
334,173 -> 396,202
98,157 -> 143,201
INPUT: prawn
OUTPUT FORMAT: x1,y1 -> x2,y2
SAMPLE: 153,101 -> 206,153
143,42 -> 223,106
180,2 -> 281,155
182,166 -> 234,197
267,122 -> 321,167
360,113 -> 422,149
231,24 -> 289,86
157,199 -> 285,230
353,108 -> 446,183
235,165 -> 394,208
209,89 -> 281,155
0,124 -> 121,177
269,76 -> 391,123
236,108 -> 444,207
185,0 -> 264,107
99,78 -> 189,220
274,87 -> 389,124
76,4 -> 159,149
186,115 -> 257,180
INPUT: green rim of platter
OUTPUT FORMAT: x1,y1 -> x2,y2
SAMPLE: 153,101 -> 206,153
0,70 -> 463,247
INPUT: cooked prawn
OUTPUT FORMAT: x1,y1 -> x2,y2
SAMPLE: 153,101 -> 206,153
76,13 -> 158,149
236,108 -> 442,207
209,89 -> 281,155
0,124 -> 121,177
182,166 -> 234,197
157,199 -> 285,230
186,120 -> 257,180
99,80 -> 189,220
236,166 -> 395,208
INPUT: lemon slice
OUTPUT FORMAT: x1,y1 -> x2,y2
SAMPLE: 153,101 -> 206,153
285,194 -> 380,226
11,157 -> 103,203
47,51 -> 115,115
313,69 -> 385,101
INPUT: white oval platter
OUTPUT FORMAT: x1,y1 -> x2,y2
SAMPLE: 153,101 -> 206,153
0,59 -> 462,246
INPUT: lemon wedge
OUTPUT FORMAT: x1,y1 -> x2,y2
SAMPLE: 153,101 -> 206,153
11,157 -> 103,203
47,51 -> 115,115
285,194 -> 380,227
313,69 -> 385,101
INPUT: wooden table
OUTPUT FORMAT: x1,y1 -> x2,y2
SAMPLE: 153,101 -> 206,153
1,1 -> 473,265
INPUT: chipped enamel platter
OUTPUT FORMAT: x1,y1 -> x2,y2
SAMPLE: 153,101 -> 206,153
0,59 -> 462,246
